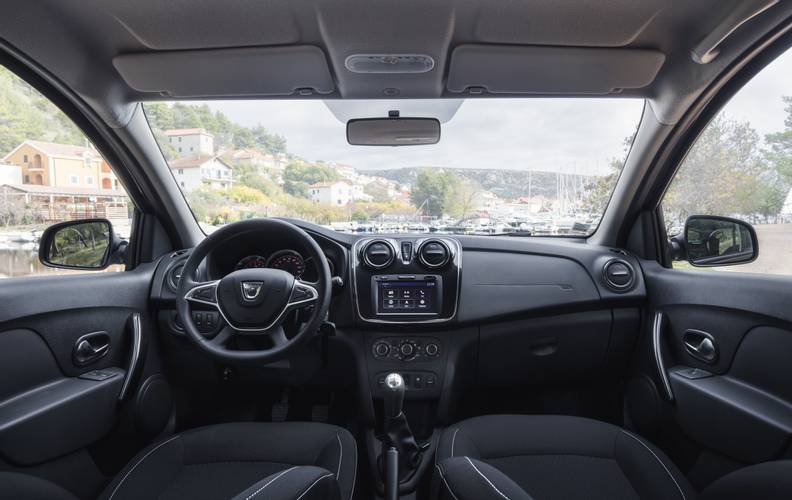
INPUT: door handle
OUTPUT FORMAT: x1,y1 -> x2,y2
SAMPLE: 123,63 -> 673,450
683,329 -> 717,364
73,331 -> 110,366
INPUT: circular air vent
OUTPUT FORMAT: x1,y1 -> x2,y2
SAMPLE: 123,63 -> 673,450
362,240 -> 395,269
166,262 -> 185,291
602,259 -> 635,292
418,239 -> 451,269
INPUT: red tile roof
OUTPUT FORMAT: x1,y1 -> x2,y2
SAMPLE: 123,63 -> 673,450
24,140 -> 98,158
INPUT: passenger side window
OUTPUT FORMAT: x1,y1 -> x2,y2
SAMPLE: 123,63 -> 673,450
662,47 -> 792,275
0,65 -> 133,277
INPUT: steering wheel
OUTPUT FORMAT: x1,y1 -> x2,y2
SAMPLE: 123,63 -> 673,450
176,218 -> 332,362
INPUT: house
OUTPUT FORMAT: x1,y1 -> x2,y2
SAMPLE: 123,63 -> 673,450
2,140 -> 119,190
309,180 -> 353,206
164,128 -> 214,158
227,149 -> 284,171
169,155 -> 233,191
0,183 -> 129,225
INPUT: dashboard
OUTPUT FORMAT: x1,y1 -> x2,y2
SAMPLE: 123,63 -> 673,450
150,220 -> 648,330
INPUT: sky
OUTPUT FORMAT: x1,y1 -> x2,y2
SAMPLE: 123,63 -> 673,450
199,48 -> 792,176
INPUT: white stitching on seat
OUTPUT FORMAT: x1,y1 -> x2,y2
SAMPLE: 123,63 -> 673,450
435,464 -> 461,500
295,473 -> 333,500
465,457 -> 511,500
245,466 -> 298,500
621,431 -> 686,500
450,428 -> 460,457
108,435 -> 180,500
335,433 -> 343,483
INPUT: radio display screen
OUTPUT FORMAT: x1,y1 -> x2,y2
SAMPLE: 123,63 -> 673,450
376,277 -> 440,314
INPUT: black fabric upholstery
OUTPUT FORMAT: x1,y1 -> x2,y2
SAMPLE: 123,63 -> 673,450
699,460 -> 792,500
0,471 -> 79,500
434,415 -> 696,500
97,422 -> 356,500
230,466 -> 340,500
436,456 -> 534,500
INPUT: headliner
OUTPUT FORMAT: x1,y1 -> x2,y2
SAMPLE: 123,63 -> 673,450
0,0 -> 790,126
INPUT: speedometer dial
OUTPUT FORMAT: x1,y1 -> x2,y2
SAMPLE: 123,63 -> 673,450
266,250 -> 306,278
235,255 -> 267,270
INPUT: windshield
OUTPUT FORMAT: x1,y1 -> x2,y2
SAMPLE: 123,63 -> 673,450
144,98 -> 643,236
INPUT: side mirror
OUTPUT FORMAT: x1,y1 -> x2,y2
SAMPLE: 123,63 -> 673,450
39,218 -> 126,270
671,215 -> 758,267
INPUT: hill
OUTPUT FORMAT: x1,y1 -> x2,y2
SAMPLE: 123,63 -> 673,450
360,167 -> 598,200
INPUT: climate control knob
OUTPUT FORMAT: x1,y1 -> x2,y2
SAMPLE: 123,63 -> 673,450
425,343 -> 440,357
373,342 -> 391,358
399,341 -> 416,359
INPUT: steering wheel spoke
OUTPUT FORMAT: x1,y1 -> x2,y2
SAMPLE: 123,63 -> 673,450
184,280 -> 220,309
287,280 -> 319,310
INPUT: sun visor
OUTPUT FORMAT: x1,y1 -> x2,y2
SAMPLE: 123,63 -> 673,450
447,44 -> 665,95
113,46 -> 335,97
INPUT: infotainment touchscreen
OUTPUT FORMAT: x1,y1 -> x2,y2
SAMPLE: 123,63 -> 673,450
374,275 -> 441,315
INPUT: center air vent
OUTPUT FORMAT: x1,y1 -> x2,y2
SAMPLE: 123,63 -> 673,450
602,259 -> 635,292
362,240 -> 395,269
418,239 -> 451,269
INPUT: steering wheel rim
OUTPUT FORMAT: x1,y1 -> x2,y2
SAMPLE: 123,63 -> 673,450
176,218 -> 332,362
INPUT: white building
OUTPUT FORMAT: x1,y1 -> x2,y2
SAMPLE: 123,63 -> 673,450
165,128 -> 214,158
0,162 -> 22,185
309,180 -> 353,206
170,155 -> 233,191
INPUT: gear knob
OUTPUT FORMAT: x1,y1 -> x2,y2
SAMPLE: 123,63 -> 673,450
383,372 -> 405,419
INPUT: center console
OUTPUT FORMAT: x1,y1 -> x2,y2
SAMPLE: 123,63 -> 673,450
350,237 -> 462,496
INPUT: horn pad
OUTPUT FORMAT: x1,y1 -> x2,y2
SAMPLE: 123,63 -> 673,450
216,268 -> 295,330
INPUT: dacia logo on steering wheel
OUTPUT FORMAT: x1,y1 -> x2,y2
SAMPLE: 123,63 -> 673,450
241,281 -> 264,301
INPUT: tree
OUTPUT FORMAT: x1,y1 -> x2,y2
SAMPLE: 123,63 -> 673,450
282,162 -> 341,199
582,133 -> 635,214
664,115 -> 786,226
766,96 -> 792,184
410,169 -> 460,217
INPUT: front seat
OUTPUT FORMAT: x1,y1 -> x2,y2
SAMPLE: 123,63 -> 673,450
433,415 -> 792,500
1,422 -> 356,500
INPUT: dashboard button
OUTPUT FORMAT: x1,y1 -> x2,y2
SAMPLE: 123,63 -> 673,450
373,342 -> 391,357
399,342 -> 416,359
425,343 -> 439,357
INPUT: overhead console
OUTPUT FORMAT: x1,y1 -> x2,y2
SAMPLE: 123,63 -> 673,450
351,237 -> 460,324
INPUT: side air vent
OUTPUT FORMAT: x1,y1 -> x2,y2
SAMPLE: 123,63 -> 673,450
602,259 -> 635,292
362,240 -> 395,270
166,262 -> 185,291
418,239 -> 451,269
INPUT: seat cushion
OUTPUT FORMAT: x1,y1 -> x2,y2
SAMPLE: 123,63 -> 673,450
435,415 -> 695,500
699,460 -> 792,500
98,422 -> 357,500
0,471 -> 79,500
229,466 -> 340,500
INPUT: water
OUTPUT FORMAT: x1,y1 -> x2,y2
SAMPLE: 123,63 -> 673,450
0,246 -> 122,278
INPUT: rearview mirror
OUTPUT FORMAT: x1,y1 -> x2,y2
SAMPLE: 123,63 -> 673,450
39,219 -> 124,270
673,215 -> 758,267
347,117 -> 440,146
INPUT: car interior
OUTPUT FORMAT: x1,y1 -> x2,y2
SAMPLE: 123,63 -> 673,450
2,1 -> 792,499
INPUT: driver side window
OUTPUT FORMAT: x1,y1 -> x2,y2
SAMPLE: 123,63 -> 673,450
662,46 -> 792,276
0,65 -> 133,277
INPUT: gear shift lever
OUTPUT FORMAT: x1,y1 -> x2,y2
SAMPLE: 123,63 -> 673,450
384,373 -> 405,419
380,372 -> 422,495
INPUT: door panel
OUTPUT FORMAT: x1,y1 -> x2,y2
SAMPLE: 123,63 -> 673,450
642,260 -> 792,465
0,264 -> 156,467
